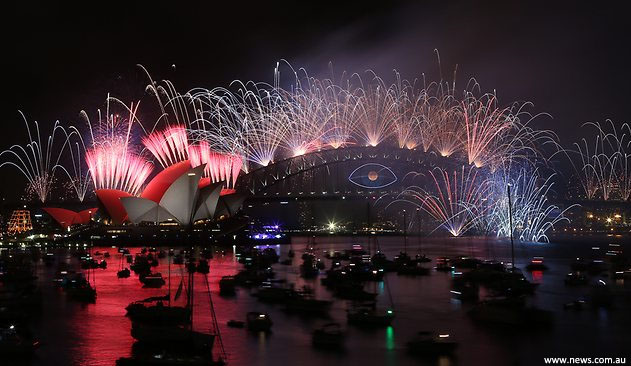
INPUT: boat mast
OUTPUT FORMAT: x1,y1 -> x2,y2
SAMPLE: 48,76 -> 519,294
188,256 -> 194,330
507,184 -> 515,271
403,209 -> 407,254
366,201 -> 376,253
205,273 -> 227,362
416,207 -> 422,254
168,249 -> 171,307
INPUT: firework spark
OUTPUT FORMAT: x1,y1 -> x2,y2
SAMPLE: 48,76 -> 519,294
142,125 -> 189,168
558,121 -> 631,201
0,112 -> 66,202
54,126 -> 91,202
188,141 -> 242,188
461,93 -> 514,167
401,166 -> 490,237
82,101 -> 153,196
486,167 -> 577,242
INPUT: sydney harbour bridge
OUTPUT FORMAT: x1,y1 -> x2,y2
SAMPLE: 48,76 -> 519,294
236,145 -> 466,232
238,145 -> 462,198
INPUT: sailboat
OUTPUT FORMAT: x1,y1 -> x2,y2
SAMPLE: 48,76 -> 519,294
118,250 -> 131,278
127,252 -> 190,325
67,242 -> 97,303
346,203 -> 395,327
126,249 -> 227,365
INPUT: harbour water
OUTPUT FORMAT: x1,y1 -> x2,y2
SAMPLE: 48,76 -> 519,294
21,235 -> 631,365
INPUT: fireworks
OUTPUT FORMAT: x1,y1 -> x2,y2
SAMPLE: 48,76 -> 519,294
461,93 -> 514,167
354,73 -> 398,147
399,166 -> 490,237
1,62 -> 584,244
54,125 -> 91,202
486,167 -> 577,242
142,125 -> 189,168
86,142 -> 154,196
0,112 -> 66,202
188,141 -> 242,188
187,81 -> 287,170
82,101 -> 154,196
559,121 -> 631,201
140,63 -> 549,173
321,83 -> 360,149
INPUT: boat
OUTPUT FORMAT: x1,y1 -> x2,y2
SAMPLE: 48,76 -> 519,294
312,323 -> 345,348
201,249 -> 213,260
246,312 -> 272,332
591,281 -> 613,308
563,299 -> 587,311
218,276 -> 236,295
187,262 -> 197,273
131,257 -> 152,275
613,269 -> 631,280
0,325 -> 40,355
570,257 -> 588,271
126,300 -> 190,326
117,354 -> 222,366
126,252 -> 227,366
118,268 -> 131,278
43,253 -> 55,266
407,331 -> 457,357
285,295 -> 332,315
196,260 -> 210,274
130,322 -> 214,350
324,250 -> 349,261
564,272 -> 587,286
333,284 -> 377,301
300,254 -> 320,278
347,244 -> 367,257
468,298 -> 553,328
62,272 -> 97,303
451,256 -> 481,269
397,263 -> 430,276
450,282 -> 479,302
371,252 -> 397,272
140,273 -> 166,288
66,281 -> 97,303
435,257 -> 453,272
525,257 -> 548,271
414,254 -> 431,263
587,260 -> 607,275
53,269 -> 76,286
253,286 -> 293,303
227,320 -> 245,328
347,307 -> 394,327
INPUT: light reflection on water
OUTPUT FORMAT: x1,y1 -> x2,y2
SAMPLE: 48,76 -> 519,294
25,236 -> 631,366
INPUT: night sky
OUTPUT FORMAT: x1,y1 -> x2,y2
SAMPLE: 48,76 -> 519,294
3,0 -> 631,197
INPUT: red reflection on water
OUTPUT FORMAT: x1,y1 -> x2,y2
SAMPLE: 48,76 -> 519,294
42,247 -> 240,366
531,270 -> 543,283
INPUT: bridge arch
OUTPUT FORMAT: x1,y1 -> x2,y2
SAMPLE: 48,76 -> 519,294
237,146 -> 466,197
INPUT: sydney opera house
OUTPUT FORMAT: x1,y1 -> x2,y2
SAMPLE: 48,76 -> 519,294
95,162 -> 243,226
40,160 -> 245,244
33,125 -> 247,244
